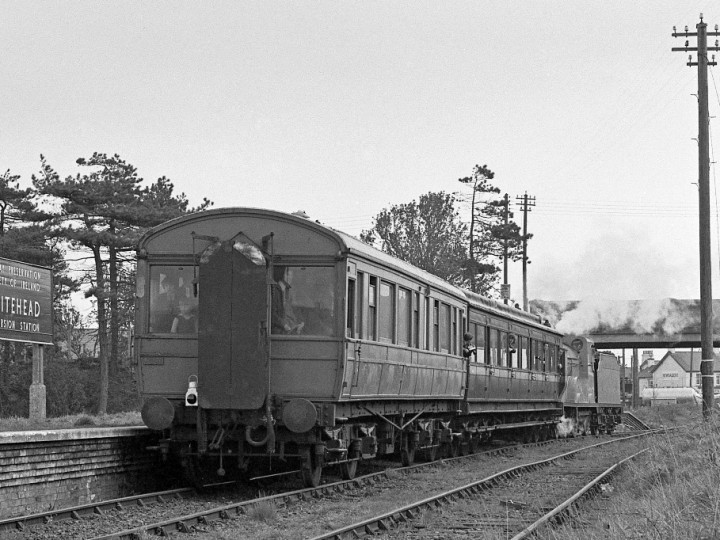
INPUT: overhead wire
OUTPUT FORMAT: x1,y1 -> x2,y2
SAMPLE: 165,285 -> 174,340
707,61 -> 720,284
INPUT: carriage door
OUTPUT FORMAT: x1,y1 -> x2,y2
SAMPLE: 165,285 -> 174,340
198,239 -> 268,410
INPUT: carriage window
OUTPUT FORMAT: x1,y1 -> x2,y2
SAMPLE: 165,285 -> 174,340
424,297 -> 431,350
548,344 -> 557,372
507,334 -> 517,368
368,276 -> 377,340
346,278 -> 356,338
271,266 -> 336,336
379,282 -> 395,343
432,300 -> 440,351
533,341 -> 543,371
499,332 -> 507,367
357,272 -> 364,339
489,328 -> 499,365
473,323 -> 487,363
149,266 -> 197,333
452,308 -> 458,355
439,303 -> 450,353
518,336 -> 526,369
412,291 -> 420,348
527,339 -> 535,370
398,287 -> 411,346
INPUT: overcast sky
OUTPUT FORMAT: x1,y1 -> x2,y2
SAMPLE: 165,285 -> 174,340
2,1 -> 719,311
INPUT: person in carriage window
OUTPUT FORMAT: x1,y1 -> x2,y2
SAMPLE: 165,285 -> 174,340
152,279 -> 180,332
171,297 -> 198,334
271,267 -> 304,334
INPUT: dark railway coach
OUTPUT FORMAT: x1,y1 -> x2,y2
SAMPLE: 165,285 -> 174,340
136,208 -> 571,486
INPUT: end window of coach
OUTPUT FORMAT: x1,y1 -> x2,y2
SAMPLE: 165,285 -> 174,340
271,266 -> 336,336
148,266 -> 197,333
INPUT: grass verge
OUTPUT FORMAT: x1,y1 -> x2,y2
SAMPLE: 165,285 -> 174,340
544,404 -> 720,539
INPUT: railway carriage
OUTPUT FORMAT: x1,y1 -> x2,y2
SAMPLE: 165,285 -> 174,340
135,208 -> 609,487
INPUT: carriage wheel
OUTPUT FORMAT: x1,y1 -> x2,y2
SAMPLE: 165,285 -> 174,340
459,438 -> 470,456
400,431 -> 417,466
522,430 -> 532,444
401,445 -> 416,466
300,446 -> 323,488
179,447 -> 214,488
442,439 -> 460,458
451,439 -> 461,457
341,446 -> 360,480
422,444 -> 438,462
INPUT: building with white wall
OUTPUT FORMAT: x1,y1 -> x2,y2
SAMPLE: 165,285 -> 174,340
649,351 -> 720,389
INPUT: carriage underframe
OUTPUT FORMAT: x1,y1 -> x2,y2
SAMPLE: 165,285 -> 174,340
159,397 -> 568,487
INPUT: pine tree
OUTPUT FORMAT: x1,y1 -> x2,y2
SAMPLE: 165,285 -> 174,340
458,164 -> 529,296
32,153 -> 211,413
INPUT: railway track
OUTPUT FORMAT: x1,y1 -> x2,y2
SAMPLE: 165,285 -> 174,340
2,439 -> 541,539
1,430 -> 655,539
0,488 -> 196,534
309,436 -> 649,539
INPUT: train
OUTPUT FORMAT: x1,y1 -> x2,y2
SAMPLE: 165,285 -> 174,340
135,207 -> 622,486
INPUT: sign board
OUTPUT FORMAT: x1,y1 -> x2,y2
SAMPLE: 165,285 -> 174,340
0,258 -> 53,345
500,283 -> 511,300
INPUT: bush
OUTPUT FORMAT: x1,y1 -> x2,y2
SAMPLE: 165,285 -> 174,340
0,361 -> 31,417
0,358 -> 141,419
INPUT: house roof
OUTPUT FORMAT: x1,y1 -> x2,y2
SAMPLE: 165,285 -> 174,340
655,351 -> 720,373
638,365 -> 656,379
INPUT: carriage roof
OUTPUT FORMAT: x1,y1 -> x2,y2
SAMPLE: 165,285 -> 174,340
138,207 -> 557,333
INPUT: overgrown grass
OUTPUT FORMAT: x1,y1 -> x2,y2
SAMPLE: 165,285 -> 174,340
629,402 -> 703,428
246,492 -> 277,524
543,404 -> 720,539
0,411 -> 142,432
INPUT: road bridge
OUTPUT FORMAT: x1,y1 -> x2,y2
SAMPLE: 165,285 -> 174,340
587,332 -> 719,349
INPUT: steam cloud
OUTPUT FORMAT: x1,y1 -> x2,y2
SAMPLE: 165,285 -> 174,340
532,298 -> 703,336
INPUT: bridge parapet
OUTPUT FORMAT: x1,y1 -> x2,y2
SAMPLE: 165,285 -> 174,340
588,332 -> 720,349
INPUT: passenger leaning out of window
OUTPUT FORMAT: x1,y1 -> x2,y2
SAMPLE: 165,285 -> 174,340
463,332 -> 477,359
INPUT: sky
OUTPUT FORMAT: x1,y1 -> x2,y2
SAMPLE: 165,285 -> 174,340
2,1 -> 720,320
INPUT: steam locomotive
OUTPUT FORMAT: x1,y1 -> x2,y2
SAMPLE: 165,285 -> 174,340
136,208 -> 622,486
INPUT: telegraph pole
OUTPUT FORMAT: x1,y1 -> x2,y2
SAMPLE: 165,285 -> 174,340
672,14 -> 720,419
516,192 -> 535,311
502,193 -> 510,304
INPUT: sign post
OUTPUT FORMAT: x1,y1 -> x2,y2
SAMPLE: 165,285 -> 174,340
0,259 -> 53,419
30,343 -> 45,419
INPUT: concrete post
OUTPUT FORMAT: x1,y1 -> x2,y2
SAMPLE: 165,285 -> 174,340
29,343 -> 46,420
